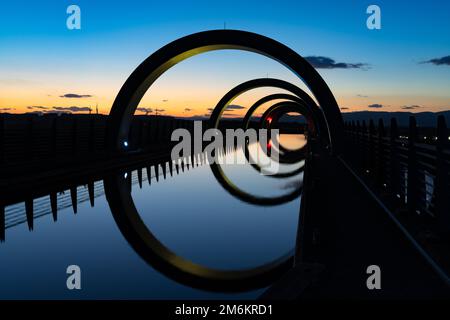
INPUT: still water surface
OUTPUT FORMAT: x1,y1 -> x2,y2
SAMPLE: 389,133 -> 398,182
0,135 -> 304,299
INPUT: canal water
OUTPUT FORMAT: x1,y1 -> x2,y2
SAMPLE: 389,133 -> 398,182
0,135 -> 304,299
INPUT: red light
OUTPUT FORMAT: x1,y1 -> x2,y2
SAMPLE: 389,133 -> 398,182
267,117 -> 272,124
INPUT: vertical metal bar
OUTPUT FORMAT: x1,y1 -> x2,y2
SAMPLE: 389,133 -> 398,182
25,197 -> 34,230
88,117 -> 95,153
51,116 -> 58,159
146,165 -> 152,185
0,201 -> 5,241
26,116 -> 34,161
0,114 -> 4,165
138,118 -> 144,149
88,181 -> 95,207
72,117 -> 78,157
137,167 -> 143,188
407,116 -> 419,214
368,120 -> 375,176
389,118 -> 400,204
50,192 -> 58,221
70,186 -> 78,214
362,121 -> 368,172
168,159 -> 173,177
155,164 -> 160,181
377,119 -> 385,188
355,121 -> 362,170
162,162 -> 167,179
434,115 -> 449,233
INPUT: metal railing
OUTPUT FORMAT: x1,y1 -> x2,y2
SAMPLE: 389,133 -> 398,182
344,115 -> 450,237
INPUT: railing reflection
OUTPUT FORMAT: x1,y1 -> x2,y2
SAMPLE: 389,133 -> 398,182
0,149 -> 209,241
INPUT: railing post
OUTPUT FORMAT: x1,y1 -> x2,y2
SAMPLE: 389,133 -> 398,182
143,118 -> 150,148
377,119 -> 386,188
26,116 -> 34,161
368,120 -> 376,176
389,118 -> 400,204
88,116 -> 95,153
25,197 -> 34,230
51,116 -> 58,159
72,117 -> 78,157
50,192 -> 58,221
351,121 -> 356,147
0,201 -> 4,241
407,116 -> 419,214
138,118 -> 144,149
148,117 -> 154,145
0,114 -> 4,165
355,121 -> 362,170
434,115 -> 450,234
361,121 -> 368,173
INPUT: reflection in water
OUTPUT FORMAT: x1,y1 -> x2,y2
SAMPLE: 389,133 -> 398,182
0,136 -> 304,299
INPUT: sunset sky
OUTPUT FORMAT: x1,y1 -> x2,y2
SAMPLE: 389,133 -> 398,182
0,0 -> 449,117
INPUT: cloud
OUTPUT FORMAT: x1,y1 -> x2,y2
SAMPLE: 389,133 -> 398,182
207,108 -> 214,112
53,106 -> 92,112
421,55 -> 450,66
184,108 -> 192,112
226,104 -> 245,110
0,107 -> 14,111
222,111 -> 236,116
162,99 -> 168,102
27,106 -> 49,110
368,104 -> 384,109
340,107 -> 350,110
28,110 -> 70,115
59,93 -> 93,98
137,107 -> 153,114
305,56 -> 368,69
401,105 -> 421,110
356,94 -> 369,98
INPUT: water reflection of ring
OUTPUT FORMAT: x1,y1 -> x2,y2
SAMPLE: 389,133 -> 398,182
240,94 -> 312,178
105,29 -> 343,293
104,171 -> 294,292
242,102 -> 307,177
242,93 -> 316,135
209,158 -> 302,206
258,102 -> 309,163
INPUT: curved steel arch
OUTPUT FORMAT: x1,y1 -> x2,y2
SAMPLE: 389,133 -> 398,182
107,29 -> 343,153
242,93 -> 316,135
209,78 -> 328,145
242,101 -> 308,174
247,100 -> 309,161
209,100 -> 304,202
209,160 -> 303,206
259,102 -> 309,159
103,171 -> 294,292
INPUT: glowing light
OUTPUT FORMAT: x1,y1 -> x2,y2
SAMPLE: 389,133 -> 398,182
123,141 -> 129,147
267,117 -> 273,124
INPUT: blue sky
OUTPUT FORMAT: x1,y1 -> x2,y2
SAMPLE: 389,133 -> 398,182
0,0 -> 449,115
